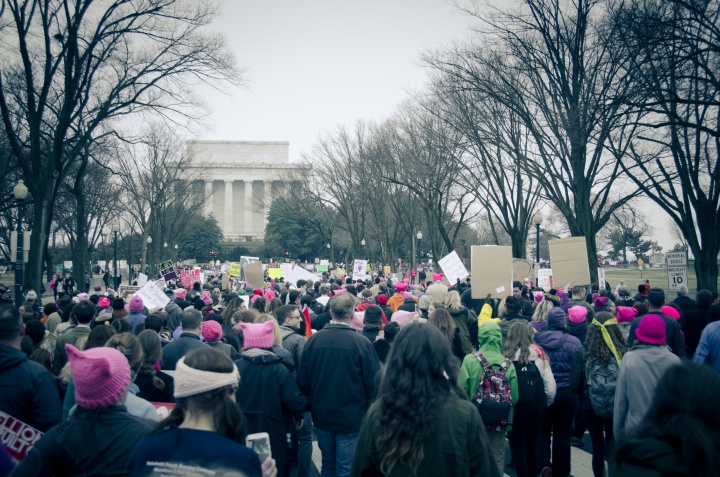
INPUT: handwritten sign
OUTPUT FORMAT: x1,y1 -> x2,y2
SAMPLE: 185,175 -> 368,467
157,260 -> 177,281
0,411 -> 43,462
352,260 -> 368,281
438,251 -> 469,285
137,273 -> 148,287
229,263 -> 240,278
179,269 -> 200,289
135,280 -> 170,310
280,263 -> 293,281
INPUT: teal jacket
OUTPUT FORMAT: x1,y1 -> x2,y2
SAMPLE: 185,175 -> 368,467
459,321 -> 518,405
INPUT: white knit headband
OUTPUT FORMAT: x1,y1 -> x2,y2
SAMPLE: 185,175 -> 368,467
173,357 -> 240,399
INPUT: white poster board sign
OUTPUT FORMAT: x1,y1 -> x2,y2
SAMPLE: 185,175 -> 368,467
280,263 -> 294,281
137,273 -> 148,287
438,251 -> 469,285
537,269 -> 553,290
289,266 -> 320,286
352,260 -> 368,281
135,280 -> 170,310
598,268 -> 606,291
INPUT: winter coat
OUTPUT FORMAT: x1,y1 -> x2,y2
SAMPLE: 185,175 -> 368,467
0,344 -> 62,432
387,293 -> 406,312
361,326 -> 382,343
613,344 -> 682,439
682,306 -> 711,358
9,406 -> 153,477
459,322 -> 518,405
448,306 -> 473,354
206,340 -> 237,360
498,315 -> 531,342
351,393 -> 502,477
164,302 -> 182,332
628,313 -> 685,357
297,323 -> 380,433
670,295 -> 697,314
279,325 -> 305,368
160,333 -> 208,370
235,349 -> 307,477
511,345 -> 557,406
534,328 -> 584,389
126,311 -> 146,332
567,321 -> 588,345
614,437 -> 687,477
693,320 -> 720,374
135,370 -> 174,403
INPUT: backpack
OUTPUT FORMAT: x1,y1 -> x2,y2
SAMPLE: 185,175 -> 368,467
512,360 -> 547,423
586,356 -> 619,419
472,352 -> 514,430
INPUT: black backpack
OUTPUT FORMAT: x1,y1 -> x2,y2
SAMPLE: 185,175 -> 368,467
512,360 -> 547,423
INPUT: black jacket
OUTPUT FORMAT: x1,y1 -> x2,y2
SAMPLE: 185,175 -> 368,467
0,344 -> 61,432
10,406 -> 153,477
297,324 -> 380,433
628,313 -> 685,357
160,333 -> 208,370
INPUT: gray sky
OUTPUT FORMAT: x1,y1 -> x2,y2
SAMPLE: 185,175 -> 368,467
197,0 -> 679,254
198,0 -> 476,159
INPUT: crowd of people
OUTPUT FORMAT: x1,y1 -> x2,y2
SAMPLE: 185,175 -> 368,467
0,271 -> 719,477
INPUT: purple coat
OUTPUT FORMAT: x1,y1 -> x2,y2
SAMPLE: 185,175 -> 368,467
534,329 -> 582,389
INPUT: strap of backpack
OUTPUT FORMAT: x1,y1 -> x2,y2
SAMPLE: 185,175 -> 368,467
475,352 -> 491,372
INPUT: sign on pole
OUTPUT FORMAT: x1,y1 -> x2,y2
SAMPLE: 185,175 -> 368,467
598,268 -> 606,291
666,252 -> 688,291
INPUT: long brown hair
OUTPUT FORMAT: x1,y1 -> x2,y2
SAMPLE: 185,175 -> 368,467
502,321 -> 535,365
427,308 -> 456,344
585,312 -> 627,367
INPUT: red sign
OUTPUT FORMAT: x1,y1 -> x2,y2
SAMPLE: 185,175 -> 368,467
0,411 -> 43,462
179,269 -> 200,289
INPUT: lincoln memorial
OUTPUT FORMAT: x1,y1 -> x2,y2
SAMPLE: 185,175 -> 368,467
184,140 -> 311,242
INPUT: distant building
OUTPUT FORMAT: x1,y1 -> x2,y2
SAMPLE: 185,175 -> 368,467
185,140 -> 310,241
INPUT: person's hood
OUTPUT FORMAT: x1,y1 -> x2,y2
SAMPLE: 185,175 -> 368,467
615,438 -> 686,475
477,321 -> 503,354
0,344 -> 28,372
239,348 -> 282,365
279,325 -> 299,340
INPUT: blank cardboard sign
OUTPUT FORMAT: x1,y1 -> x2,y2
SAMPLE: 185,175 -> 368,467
243,262 -> 264,290
548,237 -> 591,286
471,246 -> 513,299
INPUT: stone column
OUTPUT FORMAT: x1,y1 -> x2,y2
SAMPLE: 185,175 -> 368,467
204,180 -> 213,217
264,180 -> 273,213
244,180 -> 254,236
224,180 -> 233,237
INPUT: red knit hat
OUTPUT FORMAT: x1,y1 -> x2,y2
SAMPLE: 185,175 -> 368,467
377,294 -> 388,305
635,314 -> 666,345
66,344 -> 131,409
240,321 -> 275,349
201,320 -> 223,342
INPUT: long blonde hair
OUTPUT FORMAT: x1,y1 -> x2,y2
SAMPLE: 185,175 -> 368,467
532,300 -> 553,323
443,290 -> 462,310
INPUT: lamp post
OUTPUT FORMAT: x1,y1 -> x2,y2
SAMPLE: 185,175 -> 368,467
360,239 -> 366,259
13,180 -> 28,306
326,243 -> 331,264
111,222 -> 119,291
146,236 -> 152,276
416,231 -> 422,284
533,212 -> 543,264
174,244 -> 178,265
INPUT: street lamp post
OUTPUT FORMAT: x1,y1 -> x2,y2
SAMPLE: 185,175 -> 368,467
533,212 -> 543,264
360,239 -> 366,260
174,244 -> 178,265
111,222 -> 119,291
146,236 -> 153,276
13,180 -> 28,306
416,231 -> 422,284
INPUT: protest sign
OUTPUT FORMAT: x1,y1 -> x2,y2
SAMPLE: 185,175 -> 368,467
222,275 -> 229,290
471,246 -> 513,299
179,269 -> 200,289
243,262 -> 264,289
137,273 -> 148,287
320,259 -> 329,266
336,267 -> 346,277
598,268 -> 606,291
316,295 -> 331,307
268,268 -> 283,280
118,285 -> 141,299
438,251 -> 469,285
229,263 -> 240,278
150,402 -> 176,421
316,264 -> 328,273
548,237 -> 591,286
537,269 -> 554,290
157,260 -> 177,281
279,263 -> 293,280
352,260 -> 368,281
135,281 -> 170,310
239,256 -> 260,281
0,411 -> 43,462
289,266 -> 320,286
513,259 -> 534,281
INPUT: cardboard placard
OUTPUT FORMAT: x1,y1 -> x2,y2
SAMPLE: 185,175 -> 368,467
471,246 -> 513,299
0,411 -> 43,462
513,258 -> 534,281
222,275 -> 230,290
239,256 -> 260,281
243,262 -> 264,289
268,268 -> 283,280
228,263 -> 240,278
118,285 -> 141,299
179,269 -> 200,289
438,251 -> 469,285
548,237 -> 591,286
383,265 -> 391,275
157,260 -> 177,281
137,273 -> 148,287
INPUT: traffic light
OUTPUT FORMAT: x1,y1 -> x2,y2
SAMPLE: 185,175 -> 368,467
139,258 -> 143,263
285,251 -> 289,256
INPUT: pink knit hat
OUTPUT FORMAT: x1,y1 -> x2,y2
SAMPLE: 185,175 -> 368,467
129,296 -> 144,311
175,288 -> 187,299
568,306 -> 587,324
391,310 -> 415,328
635,314 -> 666,345
616,306 -> 638,323
432,273 -> 443,282
201,320 -> 223,342
533,291 -> 544,303
98,297 -> 111,308
66,344 -> 131,409
401,292 -> 414,300
555,289 -> 565,299
661,306 -> 681,320
395,283 -> 407,292
240,321 -> 275,349
199,294 -> 213,306
76,293 -> 90,301
264,289 -> 275,302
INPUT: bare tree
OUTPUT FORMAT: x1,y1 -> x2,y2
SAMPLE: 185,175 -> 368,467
430,0 -> 641,282
611,0 -> 720,291
0,0 -> 240,291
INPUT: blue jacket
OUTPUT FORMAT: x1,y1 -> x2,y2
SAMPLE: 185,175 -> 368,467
694,321 -> 720,374
534,329 -> 583,389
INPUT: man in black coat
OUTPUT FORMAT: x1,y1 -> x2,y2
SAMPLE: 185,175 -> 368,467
160,308 -> 208,370
0,305 -> 62,431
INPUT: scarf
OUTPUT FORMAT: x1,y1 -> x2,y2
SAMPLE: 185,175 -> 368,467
592,317 -> 622,365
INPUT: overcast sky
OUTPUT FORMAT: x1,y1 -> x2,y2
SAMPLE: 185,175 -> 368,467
195,0 -> 679,254
197,0 -> 476,159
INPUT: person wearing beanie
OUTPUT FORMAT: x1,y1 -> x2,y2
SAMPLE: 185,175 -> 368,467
567,305 -> 589,346
234,321 -> 307,477
54,300 -> 97,374
387,282 -> 408,313
132,348 -> 266,477
615,306 -> 638,341
161,308 -> 209,370
533,306 -> 585,477
202,319 -> 236,360
614,314 -> 682,441
11,344 -> 153,476
498,296 -> 531,342
297,292 -> 380,476
173,288 -> 191,310
628,288 -> 684,357
127,296 -> 147,332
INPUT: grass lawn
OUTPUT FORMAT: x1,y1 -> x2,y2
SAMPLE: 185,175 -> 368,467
604,266 -> 720,299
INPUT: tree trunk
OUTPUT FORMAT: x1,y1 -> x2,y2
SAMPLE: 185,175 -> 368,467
26,197 -> 54,296
72,169 -> 88,292
693,245 -> 719,294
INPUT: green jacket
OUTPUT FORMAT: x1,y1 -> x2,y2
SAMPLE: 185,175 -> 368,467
459,321 -> 518,405
351,393 -> 501,477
